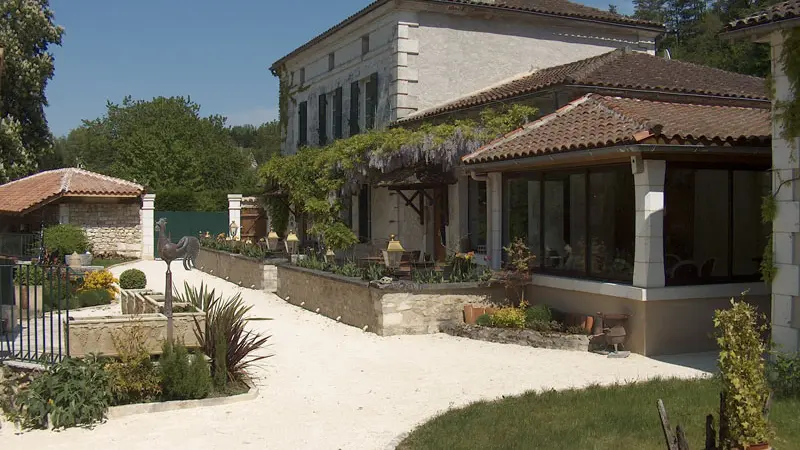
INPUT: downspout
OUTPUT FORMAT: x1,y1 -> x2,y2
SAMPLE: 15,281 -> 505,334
469,171 -> 488,182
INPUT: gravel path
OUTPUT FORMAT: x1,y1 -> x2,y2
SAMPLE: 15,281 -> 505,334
1,261 -> 714,449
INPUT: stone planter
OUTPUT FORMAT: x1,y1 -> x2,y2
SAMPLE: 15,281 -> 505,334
120,289 -> 154,314
440,323 -> 591,352
66,252 -> 82,268
80,253 -> 93,266
196,247 -> 281,292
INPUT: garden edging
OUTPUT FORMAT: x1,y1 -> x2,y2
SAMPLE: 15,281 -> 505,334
106,378 -> 259,419
440,323 -> 591,352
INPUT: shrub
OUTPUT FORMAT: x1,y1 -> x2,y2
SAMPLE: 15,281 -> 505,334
527,320 -> 560,332
16,356 -> 111,429
714,298 -> 773,448
768,352 -> 800,399
363,263 -> 388,282
13,265 -> 45,286
76,288 -> 113,308
491,307 -> 526,329
331,261 -> 362,278
475,313 -> 492,327
80,270 -> 119,298
525,304 -> 552,324
119,269 -> 147,289
174,281 -> 217,311
213,331 -> 228,390
159,341 -> 211,400
564,325 -> 590,335
42,224 -> 90,256
105,322 -> 161,405
194,289 -> 270,383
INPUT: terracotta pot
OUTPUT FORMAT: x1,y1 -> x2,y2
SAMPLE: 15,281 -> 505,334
463,305 -> 496,324
582,315 -> 594,333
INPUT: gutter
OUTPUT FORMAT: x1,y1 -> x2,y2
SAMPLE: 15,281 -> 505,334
463,144 -> 769,172
721,17 -> 800,40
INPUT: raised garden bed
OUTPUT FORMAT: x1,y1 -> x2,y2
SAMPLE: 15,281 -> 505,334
196,247 -> 282,292
440,323 -> 591,352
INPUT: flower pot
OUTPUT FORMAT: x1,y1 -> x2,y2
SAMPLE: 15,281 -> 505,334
463,305 -> 496,324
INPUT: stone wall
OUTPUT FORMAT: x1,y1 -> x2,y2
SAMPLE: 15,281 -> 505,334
440,323 -> 591,352
196,248 -> 281,292
67,202 -> 141,257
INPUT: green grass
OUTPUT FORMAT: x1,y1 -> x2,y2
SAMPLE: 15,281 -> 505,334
397,378 -> 800,450
94,257 -> 136,268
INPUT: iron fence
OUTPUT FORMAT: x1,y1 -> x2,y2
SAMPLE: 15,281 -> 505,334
0,233 -> 40,259
0,263 -> 72,364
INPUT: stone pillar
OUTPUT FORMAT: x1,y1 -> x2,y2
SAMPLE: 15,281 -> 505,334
141,194 -> 155,260
58,204 -> 69,224
228,194 -> 243,240
487,172 -> 503,270
770,33 -> 800,354
632,159 -> 666,288
447,175 -> 469,253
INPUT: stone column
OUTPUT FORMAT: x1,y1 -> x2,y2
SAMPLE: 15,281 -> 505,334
633,159 -> 666,288
487,172 -> 503,270
58,204 -> 69,224
770,33 -> 800,354
228,194 -> 243,240
140,194 -> 155,260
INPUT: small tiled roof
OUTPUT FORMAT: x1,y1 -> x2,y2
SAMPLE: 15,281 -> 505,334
400,49 -> 768,122
0,168 -> 144,214
462,94 -> 770,164
270,0 -> 663,71
725,0 -> 799,32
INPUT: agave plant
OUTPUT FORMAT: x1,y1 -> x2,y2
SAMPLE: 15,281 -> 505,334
191,285 -> 271,383
174,281 -> 217,311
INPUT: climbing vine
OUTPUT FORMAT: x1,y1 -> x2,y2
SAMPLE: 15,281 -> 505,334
260,104 -> 537,248
761,29 -> 800,283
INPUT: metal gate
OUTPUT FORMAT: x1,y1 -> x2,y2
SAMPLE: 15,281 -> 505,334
154,211 -> 228,259
0,262 -> 72,364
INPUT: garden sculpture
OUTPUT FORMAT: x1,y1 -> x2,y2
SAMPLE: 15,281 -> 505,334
155,218 -> 200,271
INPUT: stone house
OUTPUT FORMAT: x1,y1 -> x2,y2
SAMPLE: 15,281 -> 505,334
724,0 -> 800,354
0,168 -> 145,258
270,0 -> 663,252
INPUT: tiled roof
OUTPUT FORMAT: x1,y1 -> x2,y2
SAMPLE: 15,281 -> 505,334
400,49 -> 768,122
725,0 -> 800,32
269,0 -> 663,71
0,168 -> 144,214
462,94 -> 770,164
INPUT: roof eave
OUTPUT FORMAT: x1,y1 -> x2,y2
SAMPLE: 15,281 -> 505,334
723,17 -> 800,40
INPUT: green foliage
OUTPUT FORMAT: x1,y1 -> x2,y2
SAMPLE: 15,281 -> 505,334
768,352 -> 800,399
16,356 -> 111,429
76,288 -> 113,308
322,221 -> 360,251
105,323 -> 161,405
330,261 -> 362,278
412,269 -> 444,284
213,331 -> 228,390
714,298 -> 773,448
448,252 -> 483,283
200,235 -> 272,260
193,290 -> 271,382
527,319 -> 561,332
174,281 -> 217,311
490,307 -> 526,329
295,253 -> 329,271
43,224 -> 91,256
776,29 -> 800,144
265,197 -> 289,236
119,269 -> 147,290
13,265 -> 45,286
363,263 -> 388,282
564,325 -> 591,335
525,304 -> 552,324
159,341 -> 211,401
0,0 -> 64,182
475,313 -> 492,327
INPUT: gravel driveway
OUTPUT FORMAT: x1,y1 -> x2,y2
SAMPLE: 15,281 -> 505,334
1,261 -> 714,449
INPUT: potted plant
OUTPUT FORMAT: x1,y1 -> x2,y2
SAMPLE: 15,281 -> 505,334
13,265 -> 45,317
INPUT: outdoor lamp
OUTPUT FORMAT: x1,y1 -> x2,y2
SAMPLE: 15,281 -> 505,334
386,234 -> 405,269
229,221 -> 239,240
267,229 -> 279,251
325,248 -> 335,263
286,231 -> 299,254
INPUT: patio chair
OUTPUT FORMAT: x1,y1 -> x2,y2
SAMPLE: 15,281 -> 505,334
700,257 -> 716,278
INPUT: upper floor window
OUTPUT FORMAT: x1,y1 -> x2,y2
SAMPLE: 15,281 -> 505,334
365,73 -> 378,130
328,53 -> 335,72
361,35 -> 370,56
318,95 -> 328,146
333,87 -> 343,140
298,101 -> 308,147
349,81 -> 360,136
299,68 -> 306,85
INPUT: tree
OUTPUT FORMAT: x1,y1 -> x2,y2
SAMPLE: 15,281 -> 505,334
608,4 -> 619,15
0,0 -> 64,183
229,120 -> 281,166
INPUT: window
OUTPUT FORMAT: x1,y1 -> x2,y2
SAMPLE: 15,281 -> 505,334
365,73 -> 378,130
328,53 -> 335,71
298,101 -> 308,147
333,87 -> 343,139
361,35 -> 370,55
341,193 -> 353,229
349,81 -> 360,136
468,179 -> 487,252
502,165 -> 635,282
358,185 -> 371,243
299,68 -> 305,85
664,166 -> 767,285
318,94 -> 327,146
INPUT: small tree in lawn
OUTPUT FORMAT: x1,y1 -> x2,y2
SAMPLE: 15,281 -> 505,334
493,237 -> 535,306
713,298 -> 773,449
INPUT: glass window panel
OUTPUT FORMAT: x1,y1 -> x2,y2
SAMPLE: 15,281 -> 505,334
543,173 -> 586,273
589,168 -> 635,280
732,170 -> 770,277
504,178 -> 541,262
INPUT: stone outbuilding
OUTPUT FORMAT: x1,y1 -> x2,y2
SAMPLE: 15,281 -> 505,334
0,168 -> 145,258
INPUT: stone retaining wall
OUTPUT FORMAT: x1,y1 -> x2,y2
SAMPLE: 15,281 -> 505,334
440,323 -> 591,352
196,248 -> 280,292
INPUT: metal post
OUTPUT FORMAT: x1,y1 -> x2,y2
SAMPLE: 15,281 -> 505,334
165,264 -> 173,343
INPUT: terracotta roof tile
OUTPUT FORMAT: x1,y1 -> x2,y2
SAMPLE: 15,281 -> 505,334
462,94 -> 771,164
0,168 -> 143,214
400,49 -> 767,123
726,0 -> 800,32
270,0 -> 662,71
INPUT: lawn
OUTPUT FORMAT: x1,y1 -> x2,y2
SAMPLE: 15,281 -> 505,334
397,377 -> 800,450
94,257 -> 136,268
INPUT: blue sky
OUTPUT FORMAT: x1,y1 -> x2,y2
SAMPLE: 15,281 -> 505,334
46,0 -> 635,137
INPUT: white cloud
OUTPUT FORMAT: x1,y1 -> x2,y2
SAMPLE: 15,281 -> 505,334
225,107 -> 279,126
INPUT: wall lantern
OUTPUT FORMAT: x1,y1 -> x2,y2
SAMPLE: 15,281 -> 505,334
267,229 -> 279,251
386,234 -> 405,269
286,231 -> 299,255
229,221 -> 239,241
325,248 -> 335,263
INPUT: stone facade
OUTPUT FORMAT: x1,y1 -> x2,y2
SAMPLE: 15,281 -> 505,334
196,248 -> 281,293
440,323 -> 591,352
380,290 -> 493,336
67,202 -> 142,258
